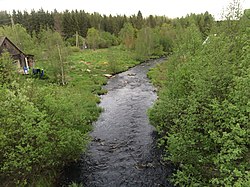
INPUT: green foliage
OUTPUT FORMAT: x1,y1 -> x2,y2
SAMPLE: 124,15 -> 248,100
135,24 -> 175,61
158,23 -> 176,55
174,23 -> 203,56
0,11 -> 11,26
149,12 -> 250,186
37,29 -> 69,85
66,34 -> 85,48
0,52 -> 17,86
12,9 -> 54,35
3,6 -> 246,187
0,24 -> 37,55
172,12 -> 214,39
68,47 -> 138,79
119,22 -> 136,50
0,85 -> 51,186
99,31 -> 118,48
0,81 -> 92,186
1,9 -> 175,46
86,28 -> 118,49
135,27 -> 153,60
135,27 -> 164,61
0,23 -> 139,186
86,27 -> 101,50
147,60 -> 168,88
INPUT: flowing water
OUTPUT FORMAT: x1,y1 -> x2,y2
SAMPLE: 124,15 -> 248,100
61,58 -> 173,187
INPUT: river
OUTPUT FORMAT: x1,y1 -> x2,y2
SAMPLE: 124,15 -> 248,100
61,58 -> 173,187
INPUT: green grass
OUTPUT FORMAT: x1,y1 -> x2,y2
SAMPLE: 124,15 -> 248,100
63,47 -> 140,137
67,46 -> 139,94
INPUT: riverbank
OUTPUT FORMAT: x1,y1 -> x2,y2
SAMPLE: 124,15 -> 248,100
61,58 -> 173,187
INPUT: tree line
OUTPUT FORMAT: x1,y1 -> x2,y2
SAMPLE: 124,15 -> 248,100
0,9 -> 215,62
0,9 -> 214,39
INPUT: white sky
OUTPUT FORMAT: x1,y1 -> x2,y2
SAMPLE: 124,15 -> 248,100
0,0 -> 250,19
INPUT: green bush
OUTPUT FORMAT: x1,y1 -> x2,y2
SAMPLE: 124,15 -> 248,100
0,52 -> 18,86
149,17 -> 250,186
0,81 -> 94,186
135,27 -> 164,61
0,85 -> 52,186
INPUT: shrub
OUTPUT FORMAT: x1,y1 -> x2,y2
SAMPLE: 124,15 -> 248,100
149,16 -> 250,186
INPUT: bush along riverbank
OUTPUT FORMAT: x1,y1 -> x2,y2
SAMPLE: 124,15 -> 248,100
0,45 -> 140,186
148,12 -> 250,186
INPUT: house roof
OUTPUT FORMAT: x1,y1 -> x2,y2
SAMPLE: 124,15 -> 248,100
0,36 -> 6,46
0,36 -> 25,55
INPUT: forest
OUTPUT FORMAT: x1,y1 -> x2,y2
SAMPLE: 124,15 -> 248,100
0,0 -> 249,186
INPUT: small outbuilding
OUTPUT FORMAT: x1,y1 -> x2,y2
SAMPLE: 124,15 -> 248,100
0,36 -> 34,73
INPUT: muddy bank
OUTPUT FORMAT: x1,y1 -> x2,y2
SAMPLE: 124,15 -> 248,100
61,58 -> 174,187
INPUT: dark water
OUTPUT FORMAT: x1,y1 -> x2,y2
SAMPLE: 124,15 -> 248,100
61,58 -> 173,187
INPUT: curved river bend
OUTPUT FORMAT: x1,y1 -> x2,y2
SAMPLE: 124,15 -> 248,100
62,58 -> 173,187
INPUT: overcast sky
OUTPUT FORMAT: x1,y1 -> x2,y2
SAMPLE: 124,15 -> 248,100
0,0 -> 250,19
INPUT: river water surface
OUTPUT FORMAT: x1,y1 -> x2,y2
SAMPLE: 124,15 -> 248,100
62,59 -> 173,187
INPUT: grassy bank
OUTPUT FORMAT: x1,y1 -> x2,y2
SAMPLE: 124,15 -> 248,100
68,47 -> 139,92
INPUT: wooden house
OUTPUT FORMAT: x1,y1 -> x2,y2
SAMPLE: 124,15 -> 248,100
0,36 -> 34,72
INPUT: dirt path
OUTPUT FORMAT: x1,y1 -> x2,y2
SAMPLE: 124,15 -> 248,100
62,59 -> 173,187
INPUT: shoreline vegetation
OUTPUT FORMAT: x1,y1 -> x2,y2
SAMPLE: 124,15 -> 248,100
1,2 -> 249,186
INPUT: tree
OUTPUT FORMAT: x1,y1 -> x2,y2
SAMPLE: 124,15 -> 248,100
174,23 -> 203,56
78,10 -> 90,37
38,29 -> 68,85
99,31 -> 118,48
62,10 -> 75,39
158,23 -> 176,54
135,27 -> 164,60
0,11 -> 11,26
53,10 -> 63,34
119,22 -> 136,50
135,11 -> 144,29
89,12 -> 102,30
147,15 -> 157,28
86,27 -> 100,49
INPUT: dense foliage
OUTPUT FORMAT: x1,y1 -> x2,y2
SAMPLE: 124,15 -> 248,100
1,2 -> 248,186
0,81 -> 93,186
0,9 -> 172,38
0,23 -> 139,186
149,8 -> 250,186
0,8 -> 213,42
